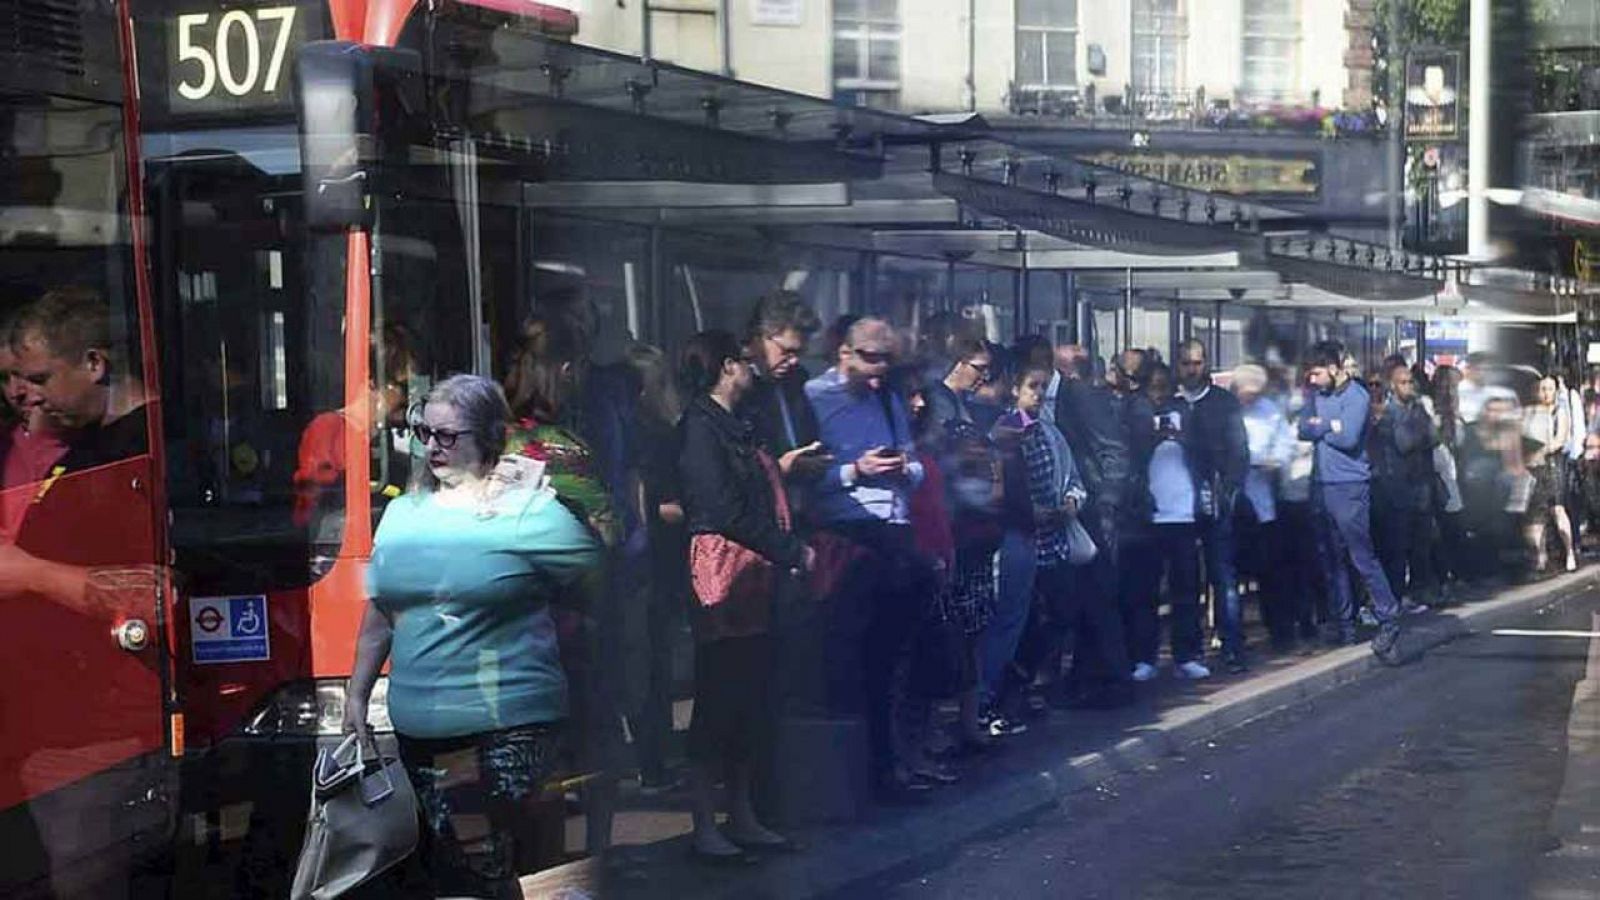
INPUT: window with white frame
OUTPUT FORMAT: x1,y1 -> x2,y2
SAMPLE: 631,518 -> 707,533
1132,0 -> 1186,95
834,0 -> 901,93
1242,0 -> 1300,102
1016,0 -> 1078,90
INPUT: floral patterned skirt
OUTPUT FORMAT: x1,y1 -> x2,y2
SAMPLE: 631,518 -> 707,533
397,722 -> 564,900
938,546 -> 997,636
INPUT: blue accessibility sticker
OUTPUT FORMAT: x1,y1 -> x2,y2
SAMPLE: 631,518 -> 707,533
191,595 -> 271,664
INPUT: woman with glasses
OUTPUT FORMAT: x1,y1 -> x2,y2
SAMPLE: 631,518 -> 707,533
342,374 -> 601,899
678,329 -> 813,863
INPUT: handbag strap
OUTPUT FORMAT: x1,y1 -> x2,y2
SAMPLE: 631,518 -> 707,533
877,388 -> 902,447
755,449 -> 792,532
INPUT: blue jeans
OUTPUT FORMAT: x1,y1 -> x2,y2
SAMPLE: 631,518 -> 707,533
1313,481 -> 1400,637
1200,514 -> 1245,657
979,529 -> 1037,707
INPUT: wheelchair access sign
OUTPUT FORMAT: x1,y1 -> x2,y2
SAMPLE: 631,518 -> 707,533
190,594 -> 271,664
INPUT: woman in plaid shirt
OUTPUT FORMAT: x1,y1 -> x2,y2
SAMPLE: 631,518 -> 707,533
994,364 -> 1134,710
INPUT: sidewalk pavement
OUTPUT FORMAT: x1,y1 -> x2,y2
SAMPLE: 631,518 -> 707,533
525,570 -> 1598,900
1533,604 -> 1600,899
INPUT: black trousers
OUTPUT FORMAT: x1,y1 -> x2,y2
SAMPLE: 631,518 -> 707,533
1277,501 -> 1323,634
821,521 -> 934,779
1234,504 -> 1297,645
1066,504 -> 1128,688
1122,524 -> 1204,665
1019,557 -> 1131,694
1374,500 -> 1437,604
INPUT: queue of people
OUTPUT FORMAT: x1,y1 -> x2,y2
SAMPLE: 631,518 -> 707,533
13,285 -> 1590,892
331,285 -> 1600,888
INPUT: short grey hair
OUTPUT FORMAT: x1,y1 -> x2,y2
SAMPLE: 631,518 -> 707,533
845,316 -> 897,351
410,373 -> 511,493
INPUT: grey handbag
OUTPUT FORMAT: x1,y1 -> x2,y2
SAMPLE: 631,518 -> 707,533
1065,517 -> 1098,566
290,734 -> 418,900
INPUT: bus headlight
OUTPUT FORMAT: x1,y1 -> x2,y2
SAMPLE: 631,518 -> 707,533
238,677 -> 393,737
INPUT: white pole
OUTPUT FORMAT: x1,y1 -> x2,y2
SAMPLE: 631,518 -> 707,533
623,261 -> 640,340
1468,0 -> 1490,259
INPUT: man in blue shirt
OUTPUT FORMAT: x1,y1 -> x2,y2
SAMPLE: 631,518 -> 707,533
1299,341 -> 1405,663
806,317 -> 937,799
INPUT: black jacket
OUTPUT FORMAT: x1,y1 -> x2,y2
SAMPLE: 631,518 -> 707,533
741,368 -> 820,458
1054,378 -> 1131,511
1174,381 -> 1249,513
1114,390 -> 1156,527
1370,398 -> 1436,510
679,394 -> 806,569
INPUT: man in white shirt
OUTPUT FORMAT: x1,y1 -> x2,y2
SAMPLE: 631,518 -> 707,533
1123,363 -> 1210,682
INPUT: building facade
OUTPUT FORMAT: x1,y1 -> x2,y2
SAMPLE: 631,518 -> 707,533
555,1 -> 1359,117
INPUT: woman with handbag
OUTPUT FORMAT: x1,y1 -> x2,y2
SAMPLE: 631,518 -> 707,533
343,374 -> 602,899
677,330 -> 814,863
1525,375 -> 1579,573
995,365 -> 1129,708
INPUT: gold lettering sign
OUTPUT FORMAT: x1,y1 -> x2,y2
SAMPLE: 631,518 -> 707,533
1085,152 -> 1320,196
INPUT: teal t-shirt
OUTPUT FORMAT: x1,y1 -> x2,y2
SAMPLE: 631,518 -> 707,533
367,485 -> 601,739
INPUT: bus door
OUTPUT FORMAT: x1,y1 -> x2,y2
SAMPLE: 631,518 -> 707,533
0,91 -> 173,896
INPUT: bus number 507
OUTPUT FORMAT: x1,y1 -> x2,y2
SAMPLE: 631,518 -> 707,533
174,7 -> 299,102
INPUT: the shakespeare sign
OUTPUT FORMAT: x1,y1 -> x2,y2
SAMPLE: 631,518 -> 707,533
1405,50 -> 1461,141
1085,151 -> 1321,197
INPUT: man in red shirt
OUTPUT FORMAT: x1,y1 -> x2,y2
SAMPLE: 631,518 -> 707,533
0,328 -> 66,488
0,312 -> 66,540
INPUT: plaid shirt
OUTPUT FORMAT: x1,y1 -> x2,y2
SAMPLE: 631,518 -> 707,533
1019,417 -> 1083,568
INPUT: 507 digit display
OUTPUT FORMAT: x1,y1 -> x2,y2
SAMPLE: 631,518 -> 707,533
167,6 -> 304,111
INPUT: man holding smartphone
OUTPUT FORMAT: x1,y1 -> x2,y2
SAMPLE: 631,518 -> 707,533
806,317 -> 937,801
1300,340 -> 1405,663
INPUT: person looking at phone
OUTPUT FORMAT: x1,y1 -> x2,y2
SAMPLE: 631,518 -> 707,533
805,317 -> 938,800
926,335 -> 992,432
1124,363 -> 1211,681
1171,340 -> 1251,674
1300,340 -> 1405,663
742,292 -> 832,483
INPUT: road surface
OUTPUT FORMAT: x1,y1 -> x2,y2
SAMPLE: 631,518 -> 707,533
858,588 -> 1599,899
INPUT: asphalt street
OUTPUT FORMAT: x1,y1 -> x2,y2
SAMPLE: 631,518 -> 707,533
856,587 -> 1600,900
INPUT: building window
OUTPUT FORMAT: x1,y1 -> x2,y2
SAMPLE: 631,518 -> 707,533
834,0 -> 901,95
1132,0 -> 1186,95
1016,0 -> 1078,90
1242,0 -> 1300,103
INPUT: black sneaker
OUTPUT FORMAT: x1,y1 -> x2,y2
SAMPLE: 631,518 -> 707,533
1371,622 -> 1404,666
1223,653 -> 1249,675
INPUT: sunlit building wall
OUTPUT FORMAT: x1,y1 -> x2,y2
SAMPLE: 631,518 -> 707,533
564,1 -> 1357,115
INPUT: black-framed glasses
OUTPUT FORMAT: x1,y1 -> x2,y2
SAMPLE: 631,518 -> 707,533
415,424 -> 467,450
765,334 -> 805,357
852,348 -> 893,365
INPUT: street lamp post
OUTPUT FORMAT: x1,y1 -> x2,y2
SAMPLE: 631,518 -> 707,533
1468,0 -> 1491,258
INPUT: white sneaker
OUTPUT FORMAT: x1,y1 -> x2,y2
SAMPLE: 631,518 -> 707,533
1174,660 -> 1212,680
1131,662 -> 1158,682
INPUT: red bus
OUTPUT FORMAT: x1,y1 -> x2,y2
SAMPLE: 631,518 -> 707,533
0,0 -> 910,894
